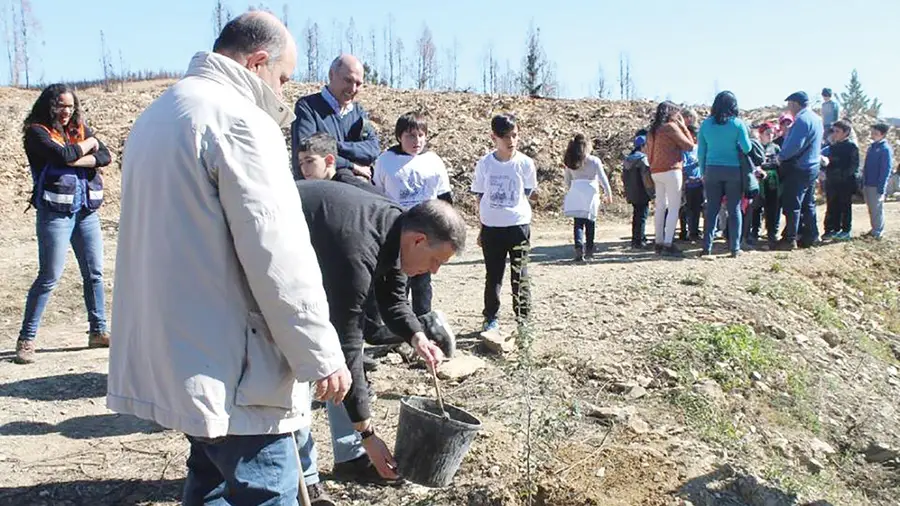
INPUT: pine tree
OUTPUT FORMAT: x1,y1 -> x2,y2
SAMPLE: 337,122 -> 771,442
518,22 -> 552,97
840,69 -> 870,120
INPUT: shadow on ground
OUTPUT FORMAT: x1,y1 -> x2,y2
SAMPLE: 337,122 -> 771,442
0,371 -> 106,401
0,478 -> 182,506
675,464 -> 835,506
0,413 -> 165,439
530,242 -> 667,265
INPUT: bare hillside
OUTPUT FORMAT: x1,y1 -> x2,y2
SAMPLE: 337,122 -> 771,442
6,79 -> 892,223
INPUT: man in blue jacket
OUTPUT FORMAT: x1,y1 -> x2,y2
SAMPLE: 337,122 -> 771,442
776,91 -> 824,250
862,123 -> 895,239
291,54 -> 380,181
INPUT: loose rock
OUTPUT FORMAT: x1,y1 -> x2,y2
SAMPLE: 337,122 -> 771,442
438,354 -> 486,381
864,441 -> 900,464
480,329 -> 516,354
627,417 -> 650,434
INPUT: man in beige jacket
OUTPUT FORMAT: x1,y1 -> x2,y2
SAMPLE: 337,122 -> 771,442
108,12 -> 350,505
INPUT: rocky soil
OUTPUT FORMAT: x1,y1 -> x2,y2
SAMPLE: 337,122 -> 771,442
0,81 -> 898,505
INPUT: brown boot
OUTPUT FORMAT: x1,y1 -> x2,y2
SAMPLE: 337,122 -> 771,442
14,339 -> 36,364
88,331 -> 110,348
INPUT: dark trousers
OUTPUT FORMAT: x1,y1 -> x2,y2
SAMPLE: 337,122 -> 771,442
573,218 -> 596,251
742,194 -> 764,245
824,180 -> 854,234
782,169 -> 819,245
680,185 -> 704,239
481,224 -> 530,322
763,184 -> 781,242
631,202 -> 649,247
406,273 -> 432,316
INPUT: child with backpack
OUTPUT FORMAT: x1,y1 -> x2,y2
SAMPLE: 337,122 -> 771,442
622,135 -> 654,249
562,133 -> 612,261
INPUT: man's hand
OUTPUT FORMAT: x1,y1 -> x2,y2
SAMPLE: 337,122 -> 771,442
351,164 -> 372,180
361,434 -> 400,480
411,332 -> 444,369
314,364 -> 352,403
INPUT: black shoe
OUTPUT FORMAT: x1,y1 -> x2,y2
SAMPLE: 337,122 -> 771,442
420,310 -> 456,358
730,249 -> 743,258
585,245 -> 595,259
362,353 -> 379,372
306,482 -> 336,506
699,248 -> 713,257
332,455 -> 402,485
662,244 -> 684,258
774,239 -> 796,251
654,244 -> 664,255
797,240 -> 822,249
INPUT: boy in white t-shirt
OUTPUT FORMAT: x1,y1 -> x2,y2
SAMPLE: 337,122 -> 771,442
374,112 -> 453,316
471,113 -> 538,332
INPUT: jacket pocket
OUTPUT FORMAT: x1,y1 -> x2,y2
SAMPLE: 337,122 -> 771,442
234,312 -> 297,410
39,171 -> 78,214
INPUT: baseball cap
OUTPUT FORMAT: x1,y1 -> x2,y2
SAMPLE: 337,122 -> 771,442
757,122 -> 776,134
634,135 -> 647,148
785,91 -> 809,106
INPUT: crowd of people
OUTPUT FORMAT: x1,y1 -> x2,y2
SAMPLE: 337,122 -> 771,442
597,89 -> 895,260
8,9 -> 898,506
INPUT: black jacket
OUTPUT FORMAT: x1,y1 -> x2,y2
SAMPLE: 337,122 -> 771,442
296,180 -> 422,422
825,139 -> 860,185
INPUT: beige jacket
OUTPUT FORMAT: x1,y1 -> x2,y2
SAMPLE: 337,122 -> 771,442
107,52 -> 345,438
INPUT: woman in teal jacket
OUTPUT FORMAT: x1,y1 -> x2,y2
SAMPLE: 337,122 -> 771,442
698,91 -> 752,257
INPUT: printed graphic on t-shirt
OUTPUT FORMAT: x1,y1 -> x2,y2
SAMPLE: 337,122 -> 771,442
488,174 -> 521,209
397,172 -> 427,208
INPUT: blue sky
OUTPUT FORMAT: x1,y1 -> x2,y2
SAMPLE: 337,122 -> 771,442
19,0 -> 900,116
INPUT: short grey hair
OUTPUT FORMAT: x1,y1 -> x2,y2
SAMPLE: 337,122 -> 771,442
402,200 -> 466,252
213,12 -> 286,63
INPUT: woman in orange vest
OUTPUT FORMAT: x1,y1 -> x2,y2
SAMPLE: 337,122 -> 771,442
15,84 -> 112,364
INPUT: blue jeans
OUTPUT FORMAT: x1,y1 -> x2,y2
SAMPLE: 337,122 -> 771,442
182,433 -> 300,506
703,166 -> 743,253
573,218 -> 596,250
19,207 -> 107,340
863,186 -> 885,237
782,169 -> 820,244
295,400 -> 365,486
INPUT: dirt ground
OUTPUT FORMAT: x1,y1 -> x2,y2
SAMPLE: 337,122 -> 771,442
1,198 -> 899,506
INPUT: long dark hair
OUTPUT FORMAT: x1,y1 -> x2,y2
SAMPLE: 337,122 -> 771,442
649,101 -> 680,135
710,91 -> 739,125
23,83 -> 83,138
563,133 -> 589,170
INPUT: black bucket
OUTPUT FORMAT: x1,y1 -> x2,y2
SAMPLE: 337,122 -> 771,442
393,396 -> 482,487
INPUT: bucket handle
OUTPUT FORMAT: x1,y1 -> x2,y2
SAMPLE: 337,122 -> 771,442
429,363 -> 449,418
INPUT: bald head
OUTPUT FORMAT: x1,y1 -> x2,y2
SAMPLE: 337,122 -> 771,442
214,10 -> 292,63
327,53 -> 365,108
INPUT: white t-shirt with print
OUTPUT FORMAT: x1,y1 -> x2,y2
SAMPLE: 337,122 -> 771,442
471,151 -> 537,227
373,149 -> 452,210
